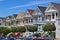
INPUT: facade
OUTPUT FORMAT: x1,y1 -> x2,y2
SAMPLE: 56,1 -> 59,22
45,2 -> 60,38
24,9 -> 34,26
24,9 -> 34,31
33,6 -> 46,33
4,14 -> 17,27
16,12 -> 25,26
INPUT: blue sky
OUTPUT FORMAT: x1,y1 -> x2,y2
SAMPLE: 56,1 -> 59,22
0,0 -> 60,17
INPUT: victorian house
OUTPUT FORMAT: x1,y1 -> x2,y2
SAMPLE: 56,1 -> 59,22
16,12 -> 25,26
45,2 -> 60,38
33,6 -> 46,33
24,9 -> 34,31
5,14 -> 17,27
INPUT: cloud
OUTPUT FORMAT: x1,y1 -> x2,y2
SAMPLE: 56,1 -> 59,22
9,0 -> 51,9
9,0 -> 60,9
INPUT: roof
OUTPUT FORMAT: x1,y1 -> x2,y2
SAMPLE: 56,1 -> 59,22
38,6 -> 46,14
0,17 -> 4,19
18,12 -> 25,16
27,9 -> 34,15
13,14 -> 17,18
6,14 -> 17,19
17,12 -> 25,19
50,2 -> 60,12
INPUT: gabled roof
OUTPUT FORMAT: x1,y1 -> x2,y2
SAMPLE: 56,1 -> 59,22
0,17 -> 4,19
27,9 -> 34,15
6,14 -> 17,19
13,14 -> 17,18
50,2 -> 60,12
7,15 -> 12,19
18,12 -> 25,16
17,12 -> 25,19
38,6 -> 46,14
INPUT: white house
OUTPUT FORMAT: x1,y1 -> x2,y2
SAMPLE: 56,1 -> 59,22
24,9 -> 34,31
33,6 -> 46,33
45,2 -> 60,38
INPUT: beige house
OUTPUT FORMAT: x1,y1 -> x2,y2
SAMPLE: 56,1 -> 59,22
16,12 -> 25,26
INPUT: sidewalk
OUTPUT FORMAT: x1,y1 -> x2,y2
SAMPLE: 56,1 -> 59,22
54,38 -> 60,40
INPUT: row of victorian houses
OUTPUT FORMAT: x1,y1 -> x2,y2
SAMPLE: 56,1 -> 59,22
0,2 -> 60,38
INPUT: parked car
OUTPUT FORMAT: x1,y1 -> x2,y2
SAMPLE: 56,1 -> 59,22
0,37 -> 6,40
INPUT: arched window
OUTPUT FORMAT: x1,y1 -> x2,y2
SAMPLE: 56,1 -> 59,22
56,13 -> 57,17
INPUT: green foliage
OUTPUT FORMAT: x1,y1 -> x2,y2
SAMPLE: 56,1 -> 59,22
0,27 -> 11,36
48,31 -> 56,38
11,26 -> 26,33
11,27 -> 17,33
17,26 -> 26,33
2,27 -> 11,35
43,23 -> 56,31
0,27 -> 5,34
0,26 -> 26,36
28,26 -> 38,32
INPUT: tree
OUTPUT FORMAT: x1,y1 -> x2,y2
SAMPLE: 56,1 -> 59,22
43,23 -> 56,31
28,26 -> 38,33
2,27 -> 11,36
17,26 -> 26,33
0,27 -> 11,37
43,23 -> 56,38
0,27 -> 5,35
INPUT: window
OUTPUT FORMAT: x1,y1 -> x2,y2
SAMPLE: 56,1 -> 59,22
34,17 -> 38,22
0,23 -> 1,25
39,16 -> 41,18
39,24 -> 41,26
52,13 -> 55,19
46,15 -> 51,20
29,19 -> 30,23
0,20 -> 1,22
46,15 -> 48,19
56,13 -> 57,17
27,13 -> 29,15
31,19 -> 33,23
42,17 -> 44,21
26,19 -> 28,23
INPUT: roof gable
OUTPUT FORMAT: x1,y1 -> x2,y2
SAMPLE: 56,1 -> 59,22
45,2 -> 58,12
27,9 -> 34,15
38,6 -> 46,14
17,12 -> 25,19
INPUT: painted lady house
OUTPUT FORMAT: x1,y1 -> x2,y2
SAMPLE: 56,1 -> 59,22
45,2 -> 60,38
32,6 -> 46,33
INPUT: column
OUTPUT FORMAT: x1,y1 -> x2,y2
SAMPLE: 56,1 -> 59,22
55,12 -> 56,19
30,19 -> 31,23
